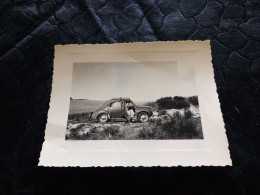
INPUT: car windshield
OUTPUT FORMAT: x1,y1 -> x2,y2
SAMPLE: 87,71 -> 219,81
99,100 -> 111,109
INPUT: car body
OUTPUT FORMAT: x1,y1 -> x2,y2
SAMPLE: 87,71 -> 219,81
90,97 -> 153,123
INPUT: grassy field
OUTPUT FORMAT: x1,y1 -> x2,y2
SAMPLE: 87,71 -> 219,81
68,99 -> 106,114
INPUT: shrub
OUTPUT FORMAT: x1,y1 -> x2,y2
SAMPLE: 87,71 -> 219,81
148,118 -> 156,126
66,124 -> 85,140
159,112 -> 199,139
155,118 -> 162,126
172,96 -> 190,109
85,126 -> 124,140
149,117 -> 162,127
156,96 -> 190,110
90,126 -> 98,133
138,127 -> 148,139
184,109 -> 193,119
103,126 -> 120,136
158,109 -> 166,116
178,119 -> 198,139
156,97 -> 173,109
187,96 -> 199,107
161,116 -> 177,138
173,96 -> 185,101
138,126 -> 157,139
99,126 -> 124,140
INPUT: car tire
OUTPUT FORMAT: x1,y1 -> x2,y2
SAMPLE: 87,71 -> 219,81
98,113 -> 109,123
138,112 -> 149,123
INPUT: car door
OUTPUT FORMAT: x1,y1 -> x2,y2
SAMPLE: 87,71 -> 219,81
109,101 -> 123,118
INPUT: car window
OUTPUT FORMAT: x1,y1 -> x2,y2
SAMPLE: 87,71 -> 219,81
110,101 -> 121,108
125,101 -> 133,107
100,100 -> 110,108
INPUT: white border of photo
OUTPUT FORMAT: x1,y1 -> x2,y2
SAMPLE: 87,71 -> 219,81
39,41 -> 232,167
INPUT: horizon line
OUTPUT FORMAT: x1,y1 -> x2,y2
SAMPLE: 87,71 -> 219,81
70,95 -> 198,102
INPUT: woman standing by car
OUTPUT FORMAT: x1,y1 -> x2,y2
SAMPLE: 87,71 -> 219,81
124,102 -> 135,123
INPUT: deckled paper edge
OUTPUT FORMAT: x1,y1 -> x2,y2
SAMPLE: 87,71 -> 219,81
39,41 -> 232,167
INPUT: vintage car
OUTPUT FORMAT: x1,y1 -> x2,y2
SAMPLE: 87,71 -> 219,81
89,97 -> 153,123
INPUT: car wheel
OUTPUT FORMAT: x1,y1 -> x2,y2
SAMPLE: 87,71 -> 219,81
138,112 -> 149,123
98,113 -> 108,123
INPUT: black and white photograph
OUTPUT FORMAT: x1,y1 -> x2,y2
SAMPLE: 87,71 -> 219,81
66,61 -> 203,140
39,42 -> 232,167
